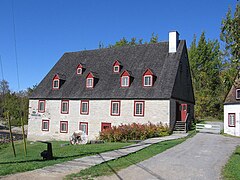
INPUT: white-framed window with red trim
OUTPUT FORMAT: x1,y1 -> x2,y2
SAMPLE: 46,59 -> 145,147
79,122 -> 88,135
121,76 -> 129,87
228,113 -> 236,127
38,100 -> 45,113
86,78 -> 94,88
143,75 -> 153,87
134,101 -> 144,116
236,89 -> 240,100
80,100 -> 89,115
61,100 -> 69,114
113,60 -> 121,73
143,69 -> 154,87
60,121 -> 68,133
111,101 -> 120,116
53,79 -> 59,89
76,64 -> 83,75
42,120 -> 49,131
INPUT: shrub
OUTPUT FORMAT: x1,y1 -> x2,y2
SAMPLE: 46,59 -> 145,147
99,122 -> 170,142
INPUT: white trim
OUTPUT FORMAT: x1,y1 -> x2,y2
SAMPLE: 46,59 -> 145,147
86,78 -> 94,88
121,76 -> 129,87
53,79 -> 59,89
144,75 -> 152,87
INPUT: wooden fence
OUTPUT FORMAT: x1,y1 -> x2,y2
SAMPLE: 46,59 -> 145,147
196,123 -> 221,134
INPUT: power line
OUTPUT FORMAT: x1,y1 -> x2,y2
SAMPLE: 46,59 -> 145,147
11,0 -> 20,91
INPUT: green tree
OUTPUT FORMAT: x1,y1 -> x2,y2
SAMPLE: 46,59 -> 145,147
189,32 -> 223,119
220,3 -> 240,64
149,33 -> 158,44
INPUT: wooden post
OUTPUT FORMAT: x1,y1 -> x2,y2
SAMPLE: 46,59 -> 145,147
21,117 -> 27,156
7,111 -> 16,157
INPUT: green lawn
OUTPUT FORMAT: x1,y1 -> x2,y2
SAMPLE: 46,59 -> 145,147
66,132 -> 195,180
222,146 -> 240,180
0,141 -> 132,176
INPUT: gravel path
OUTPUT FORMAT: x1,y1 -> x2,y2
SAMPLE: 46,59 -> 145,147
98,133 -> 240,180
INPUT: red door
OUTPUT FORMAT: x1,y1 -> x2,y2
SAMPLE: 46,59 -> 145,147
101,123 -> 111,131
180,104 -> 188,122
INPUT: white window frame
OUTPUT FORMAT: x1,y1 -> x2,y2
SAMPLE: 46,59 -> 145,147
111,101 -> 120,116
121,76 -> 129,87
144,75 -> 152,87
236,89 -> 240,99
113,65 -> 120,73
53,79 -> 59,89
86,78 -> 94,88
228,113 -> 235,127
134,101 -> 144,116
61,100 -> 69,114
77,68 -> 82,75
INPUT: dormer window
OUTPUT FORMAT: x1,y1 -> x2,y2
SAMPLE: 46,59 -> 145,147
143,69 -> 154,87
113,60 -> 121,73
52,74 -> 66,89
121,70 -> 130,87
76,64 -> 83,75
236,89 -> 240,99
86,72 -> 96,88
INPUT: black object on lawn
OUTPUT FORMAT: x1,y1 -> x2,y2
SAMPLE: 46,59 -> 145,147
38,141 -> 53,160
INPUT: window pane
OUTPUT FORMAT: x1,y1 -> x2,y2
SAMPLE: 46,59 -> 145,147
80,124 -> 87,134
82,102 -> 88,113
77,68 -> 82,74
39,101 -> 44,111
122,77 -> 129,86
229,114 -> 235,126
61,123 -> 67,131
112,102 -> 119,114
144,76 -> 151,86
237,90 -> 240,99
114,66 -> 119,72
136,103 -> 142,115
53,80 -> 59,88
43,121 -> 48,130
62,102 -> 68,112
87,79 -> 93,87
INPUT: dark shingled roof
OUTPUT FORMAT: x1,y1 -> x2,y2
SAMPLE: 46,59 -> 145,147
30,40 -> 190,101
224,71 -> 240,104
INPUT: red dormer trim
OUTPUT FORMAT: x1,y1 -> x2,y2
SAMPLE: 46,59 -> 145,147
142,68 -> 154,87
52,74 -> 60,89
120,70 -> 130,87
113,60 -> 121,73
86,72 -> 95,88
76,64 -> 83,75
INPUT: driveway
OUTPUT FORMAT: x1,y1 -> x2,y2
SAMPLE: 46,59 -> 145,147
98,133 -> 240,180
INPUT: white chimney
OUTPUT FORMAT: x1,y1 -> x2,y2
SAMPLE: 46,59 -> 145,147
169,31 -> 179,53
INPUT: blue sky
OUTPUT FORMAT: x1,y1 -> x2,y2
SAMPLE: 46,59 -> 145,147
0,0 -> 238,91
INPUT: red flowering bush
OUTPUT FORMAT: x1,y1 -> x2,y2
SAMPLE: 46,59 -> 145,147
99,122 -> 170,142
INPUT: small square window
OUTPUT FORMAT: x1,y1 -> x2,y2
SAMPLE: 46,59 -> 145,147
42,120 -> 49,131
86,78 -> 94,88
77,68 -> 82,75
60,121 -> 68,133
79,122 -> 88,135
134,101 -> 144,116
101,122 -> 111,131
113,66 -> 119,73
61,100 -> 69,114
81,100 -> 89,115
111,101 -> 120,116
228,113 -> 235,127
38,100 -> 45,113
121,76 -> 129,87
236,89 -> 240,99
53,79 -> 59,89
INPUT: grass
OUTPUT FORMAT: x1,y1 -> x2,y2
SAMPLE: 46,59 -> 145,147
66,131 -> 196,179
0,141 -> 132,176
222,146 -> 240,180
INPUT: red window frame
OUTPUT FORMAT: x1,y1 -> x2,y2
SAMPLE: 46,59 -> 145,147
38,100 -> 45,113
60,121 -> 68,133
111,100 -> 121,116
236,89 -> 240,100
42,120 -> 49,131
228,113 -> 236,127
101,122 -> 111,131
80,100 -> 89,115
61,100 -> 69,114
134,101 -> 145,116
79,122 -> 88,135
